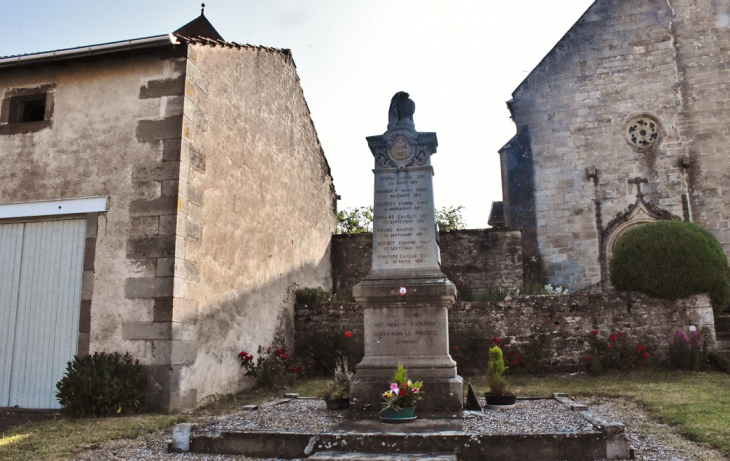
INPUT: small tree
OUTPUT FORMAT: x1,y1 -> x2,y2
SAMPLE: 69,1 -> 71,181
337,206 -> 373,234
435,206 -> 466,231
610,221 -> 730,315
487,346 -> 509,396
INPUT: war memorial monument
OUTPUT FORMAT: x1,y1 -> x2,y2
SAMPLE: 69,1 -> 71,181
350,92 -> 463,411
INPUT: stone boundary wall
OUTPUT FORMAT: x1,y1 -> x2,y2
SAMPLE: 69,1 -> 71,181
331,228 -> 523,299
294,293 -> 714,374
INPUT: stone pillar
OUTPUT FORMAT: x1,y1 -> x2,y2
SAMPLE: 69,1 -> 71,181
350,92 -> 462,411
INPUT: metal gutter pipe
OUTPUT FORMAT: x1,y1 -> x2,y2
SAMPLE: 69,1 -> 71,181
0,34 -> 179,68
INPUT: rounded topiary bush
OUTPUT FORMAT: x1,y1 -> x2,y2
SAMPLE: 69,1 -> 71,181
609,220 -> 730,314
56,352 -> 146,417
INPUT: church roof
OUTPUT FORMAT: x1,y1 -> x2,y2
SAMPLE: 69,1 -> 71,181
173,9 -> 224,41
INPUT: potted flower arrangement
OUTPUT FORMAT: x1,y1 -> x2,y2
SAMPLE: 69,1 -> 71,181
380,364 -> 422,421
485,345 -> 517,408
319,357 -> 354,410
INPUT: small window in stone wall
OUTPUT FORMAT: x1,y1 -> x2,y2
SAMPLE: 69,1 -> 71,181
625,114 -> 662,151
0,84 -> 54,135
8,94 -> 47,123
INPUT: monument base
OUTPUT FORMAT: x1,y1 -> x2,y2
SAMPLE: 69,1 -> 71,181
351,374 -> 463,412
350,275 -> 463,412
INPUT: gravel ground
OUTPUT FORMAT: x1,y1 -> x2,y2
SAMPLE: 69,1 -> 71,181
72,397 -> 730,460
462,398 -> 594,434
578,397 -> 729,461
204,398 -> 340,433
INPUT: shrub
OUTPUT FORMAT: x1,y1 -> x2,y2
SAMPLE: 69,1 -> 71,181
519,282 -> 567,296
457,286 -> 508,302
667,328 -> 711,371
56,352 -> 145,417
609,221 -> 730,315
239,335 -> 312,389
587,329 -> 650,374
295,287 -> 332,303
451,330 -> 489,373
707,352 -> 730,374
319,357 -> 354,401
297,329 -> 360,374
505,334 -> 551,375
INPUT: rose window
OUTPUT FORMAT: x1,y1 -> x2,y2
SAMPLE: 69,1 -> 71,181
625,116 -> 661,150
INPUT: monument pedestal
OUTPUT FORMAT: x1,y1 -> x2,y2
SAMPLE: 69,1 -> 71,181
350,276 -> 463,411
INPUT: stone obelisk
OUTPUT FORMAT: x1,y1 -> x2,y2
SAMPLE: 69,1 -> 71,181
350,92 -> 462,411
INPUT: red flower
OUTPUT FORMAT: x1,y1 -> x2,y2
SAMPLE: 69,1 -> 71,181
586,355 -> 592,360
610,335 -> 618,341
619,332 -> 625,337
345,331 -> 353,339
301,366 -> 306,371
398,388 -> 407,397
543,318 -> 548,322
290,366 -> 298,373
513,353 -> 522,365
607,344 -> 613,349
454,346 -> 459,351
280,354 -> 289,360
636,342 -> 644,349
492,337 -> 500,343
643,352 -> 649,358
639,361 -> 646,366
238,351 -> 247,357
592,329 -> 598,335
276,349 -> 284,355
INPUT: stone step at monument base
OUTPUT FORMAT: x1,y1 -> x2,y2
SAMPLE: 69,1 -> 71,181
179,424 -> 624,460
308,451 -> 456,461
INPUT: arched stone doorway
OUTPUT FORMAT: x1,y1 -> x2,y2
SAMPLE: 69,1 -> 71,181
600,197 -> 681,290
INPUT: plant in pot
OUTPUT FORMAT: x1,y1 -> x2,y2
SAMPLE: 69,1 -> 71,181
380,364 -> 423,421
485,345 -> 517,408
319,357 -> 354,410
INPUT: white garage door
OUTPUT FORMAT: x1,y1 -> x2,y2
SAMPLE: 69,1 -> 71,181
0,218 -> 86,409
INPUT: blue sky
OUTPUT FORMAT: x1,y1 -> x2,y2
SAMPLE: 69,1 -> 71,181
2,0 -> 595,228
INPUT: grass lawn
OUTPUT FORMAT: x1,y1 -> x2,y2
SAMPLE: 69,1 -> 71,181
0,379 -> 327,461
469,369 -> 730,456
1,371 -> 728,459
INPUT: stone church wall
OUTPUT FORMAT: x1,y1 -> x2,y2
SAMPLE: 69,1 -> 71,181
331,228 -> 523,299
502,0 -> 730,291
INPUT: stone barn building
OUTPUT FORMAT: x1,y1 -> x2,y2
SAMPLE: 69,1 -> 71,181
0,13 -> 336,410
498,0 -> 730,291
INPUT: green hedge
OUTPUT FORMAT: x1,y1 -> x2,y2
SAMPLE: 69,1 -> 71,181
609,221 -> 730,315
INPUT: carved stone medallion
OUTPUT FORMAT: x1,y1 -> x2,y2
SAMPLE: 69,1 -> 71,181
388,135 -> 414,161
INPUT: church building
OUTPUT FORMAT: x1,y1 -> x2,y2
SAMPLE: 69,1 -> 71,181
498,0 -> 730,291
